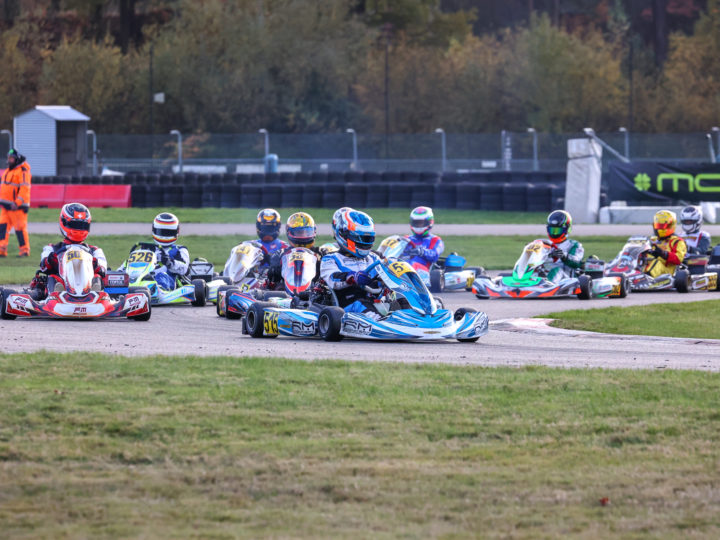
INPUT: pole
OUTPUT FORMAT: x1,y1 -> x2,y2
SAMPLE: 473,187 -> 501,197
713,127 -> 720,160
346,129 -> 357,170
170,130 -> 182,173
619,126 -> 629,159
87,130 -> 97,175
383,23 -> 391,160
707,134 -> 717,163
0,129 -> 12,151
527,128 -> 538,171
258,129 -> 269,156
149,43 -> 154,168
434,128 -> 446,172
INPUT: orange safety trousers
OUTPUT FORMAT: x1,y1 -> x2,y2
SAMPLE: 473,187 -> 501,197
0,209 -> 29,256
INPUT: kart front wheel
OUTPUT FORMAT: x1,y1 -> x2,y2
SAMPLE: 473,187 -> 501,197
674,269 -> 689,293
318,307 -> 345,342
577,275 -> 592,300
191,279 -> 207,306
245,302 -> 275,338
0,289 -> 17,320
430,269 -> 444,293
216,286 -> 240,318
454,307 -> 481,343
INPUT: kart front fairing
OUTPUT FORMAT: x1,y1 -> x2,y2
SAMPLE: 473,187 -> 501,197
281,247 -> 317,296
4,289 -> 150,320
223,242 -> 264,285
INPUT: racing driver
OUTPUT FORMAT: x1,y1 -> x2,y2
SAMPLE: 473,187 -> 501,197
545,210 -> 585,281
646,210 -> 687,278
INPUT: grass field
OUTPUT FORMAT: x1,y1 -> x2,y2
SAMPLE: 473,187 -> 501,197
1,352 -> 719,537
0,234 -> 627,284
27,207 -> 549,224
546,299 -> 720,339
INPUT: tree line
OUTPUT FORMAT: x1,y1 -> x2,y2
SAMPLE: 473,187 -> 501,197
0,0 -> 718,134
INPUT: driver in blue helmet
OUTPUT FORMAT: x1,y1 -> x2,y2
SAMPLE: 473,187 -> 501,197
254,208 -> 288,266
320,209 -> 382,319
402,206 -> 444,269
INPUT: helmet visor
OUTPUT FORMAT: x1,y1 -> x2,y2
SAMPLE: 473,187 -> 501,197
351,232 -> 375,250
152,226 -> 177,237
289,226 -> 315,240
258,223 -> 279,235
681,219 -> 697,226
547,226 -> 566,237
63,218 -> 90,231
411,218 -> 430,228
654,221 -> 672,230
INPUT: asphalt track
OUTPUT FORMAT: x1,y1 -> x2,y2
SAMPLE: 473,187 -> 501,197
2,289 -> 719,371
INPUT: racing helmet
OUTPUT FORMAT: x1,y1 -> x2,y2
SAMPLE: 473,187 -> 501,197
680,205 -> 702,234
256,208 -> 282,242
653,210 -> 677,239
152,212 -> 180,246
547,210 -> 572,244
335,209 -> 376,257
59,202 -> 92,243
331,207 -> 353,237
410,206 -> 434,236
286,212 -> 317,248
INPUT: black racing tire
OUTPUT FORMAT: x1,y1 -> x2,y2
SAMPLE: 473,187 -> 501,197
618,277 -> 629,298
454,307 -> 481,343
430,268 -> 444,293
577,275 -> 592,300
245,302 -> 274,338
191,279 -> 207,306
716,272 -> 720,291
216,286 -> 241,318
674,269 -> 690,293
0,288 -> 17,320
127,287 -> 152,321
318,306 -> 345,342
221,276 -> 233,286
434,296 -> 445,309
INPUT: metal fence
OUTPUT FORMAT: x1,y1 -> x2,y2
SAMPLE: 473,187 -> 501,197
5,130 -> 720,175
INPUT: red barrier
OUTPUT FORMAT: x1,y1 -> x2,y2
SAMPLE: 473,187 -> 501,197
64,185 -> 132,208
31,185 -> 66,208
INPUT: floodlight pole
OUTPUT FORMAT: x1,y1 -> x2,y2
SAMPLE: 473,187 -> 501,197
435,128 -> 446,172
86,130 -> 97,175
618,126 -> 630,159
170,130 -> 183,173
346,128 -> 358,170
527,127 -> 538,171
258,128 -> 269,156
712,127 -> 720,161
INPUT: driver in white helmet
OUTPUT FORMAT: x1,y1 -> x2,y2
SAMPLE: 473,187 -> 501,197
679,205 -> 712,255
402,206 -> 444,269
121,212 -> 190,290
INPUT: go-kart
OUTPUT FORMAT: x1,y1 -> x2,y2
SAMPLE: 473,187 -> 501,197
591,236 -> 718,293
378,235 -> 484,293
471,239 -> 625,299
243,257 -> 489,342
185,256 -> 234,304
217,246 -> 320,319
217,241 -> 266,298
121,246 -> 212,306
0,244 -> 151,321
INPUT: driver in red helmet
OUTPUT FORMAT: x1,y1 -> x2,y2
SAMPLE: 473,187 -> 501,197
34,202 -> 107,296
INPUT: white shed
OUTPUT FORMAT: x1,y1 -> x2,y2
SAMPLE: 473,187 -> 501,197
13,106 -> 90,177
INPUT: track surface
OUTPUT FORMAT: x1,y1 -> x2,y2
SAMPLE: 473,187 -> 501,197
2,290 -> 719,371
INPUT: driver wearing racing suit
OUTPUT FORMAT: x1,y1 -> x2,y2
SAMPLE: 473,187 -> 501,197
36,203 -> 108,295
645,210 -> 687,278
319,209 -> 381,318
679,205 -> 712,255
122,212 -> 190,290
254,208 -> 288,267
266,212 -> 321,288
402,206 -> 444,269
544,210 -> 584,281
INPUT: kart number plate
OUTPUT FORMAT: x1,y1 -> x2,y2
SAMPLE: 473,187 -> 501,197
389,261 -> 413,277
129,251 -> 155,263
263,311 -> 279,336
611,283 -> 621,296
709,274 -> 718,291
235,244 -> 253,255
65,251 -> 83,261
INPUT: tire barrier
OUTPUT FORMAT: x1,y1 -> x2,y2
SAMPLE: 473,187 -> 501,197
32,171 -> 613,212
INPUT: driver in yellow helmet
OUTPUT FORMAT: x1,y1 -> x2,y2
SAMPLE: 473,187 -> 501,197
645,210 -> 687,278
266,212 -> 321,288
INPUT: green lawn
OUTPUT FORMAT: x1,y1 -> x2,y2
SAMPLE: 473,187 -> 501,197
0,353 -> 718,538
546,299 -> 720,339
28,207 -> 549,224
0,234 -> 627,285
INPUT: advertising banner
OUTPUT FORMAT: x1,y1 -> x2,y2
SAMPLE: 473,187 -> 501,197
608,162 -> 720,203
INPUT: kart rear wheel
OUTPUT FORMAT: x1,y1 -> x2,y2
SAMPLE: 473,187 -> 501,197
617,277 -> 629,298
577,275 -> 592,300
0,288 -> 17,320
191,279 -> 207,306
454,307 -> 481,343
430,269 -> 444,293
674,269 -> 690,293
127,287 -> 152,321
245,302 -> 275,338
318,307 -> 345,342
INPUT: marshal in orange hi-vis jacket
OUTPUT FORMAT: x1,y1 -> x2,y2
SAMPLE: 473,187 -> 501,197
0,149 -> 31,257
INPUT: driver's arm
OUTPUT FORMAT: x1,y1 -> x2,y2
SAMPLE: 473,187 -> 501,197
564,242 -> 585,269
166,246 -> 190,275
320,255 -> 352,290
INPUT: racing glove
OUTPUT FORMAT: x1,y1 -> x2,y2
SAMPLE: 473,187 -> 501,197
43,252 -> 59,272
347,271 -> 373,287
159,250 -> 171,267
650,245 -> 667,259
92,257 -> 106,277
550,247 -> 565,261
